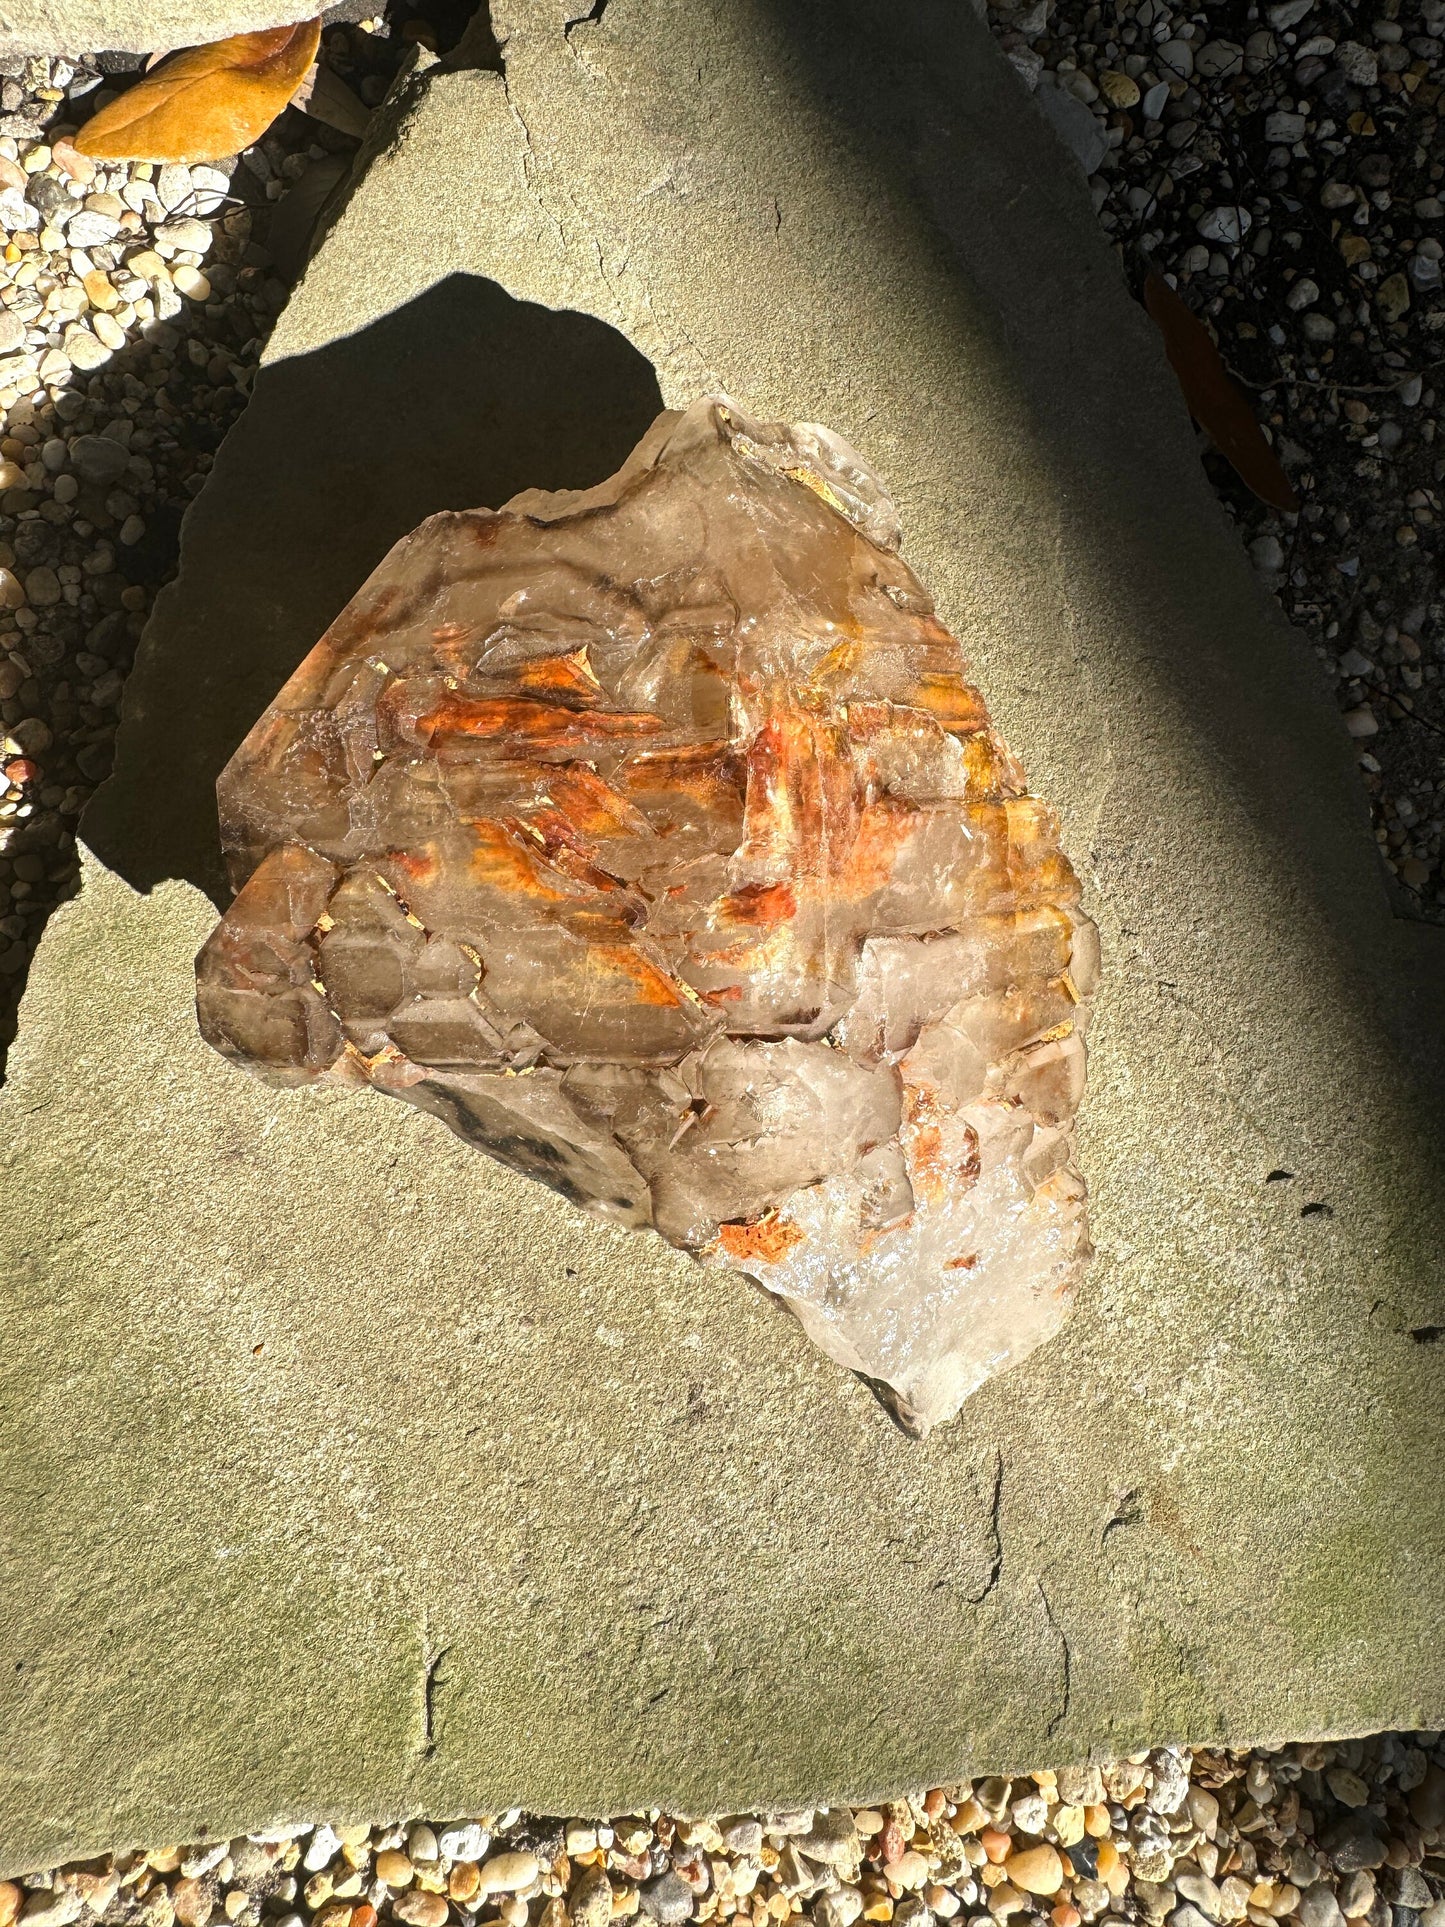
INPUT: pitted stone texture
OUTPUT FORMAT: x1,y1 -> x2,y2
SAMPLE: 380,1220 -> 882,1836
197,400 -> 1097,1434
0,0 -> 319,56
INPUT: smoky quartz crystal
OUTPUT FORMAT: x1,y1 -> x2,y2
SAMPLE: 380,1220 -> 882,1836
198,398 -> 1098,1432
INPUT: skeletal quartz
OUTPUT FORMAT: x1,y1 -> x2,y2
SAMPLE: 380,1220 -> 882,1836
198,397 -> 1097,1433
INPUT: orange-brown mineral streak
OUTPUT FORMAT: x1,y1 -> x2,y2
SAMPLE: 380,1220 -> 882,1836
715,880 -> 799,927
619,743 -> 744,823
979,797 -> 1082,910
525,767 -> 654,843
734,693 -> 862,985
842,797 -> 921,900
415,693 -> 664,749
513,646 -> 606,701
714,1214 -> 808,1265
466,818 -> 588,906
906,667 -> 992,734
580,941 -> 692,1009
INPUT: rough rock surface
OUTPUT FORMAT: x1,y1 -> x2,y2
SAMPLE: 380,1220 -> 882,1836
0,0 -> 320,58
2,0 -> 1443,1877
199,397 -> 1097,1434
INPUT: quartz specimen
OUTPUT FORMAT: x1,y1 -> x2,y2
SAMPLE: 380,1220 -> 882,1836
197,398 -> 1098,1433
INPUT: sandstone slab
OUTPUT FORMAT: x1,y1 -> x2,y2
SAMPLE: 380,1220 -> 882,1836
2,0 -> 1442,1875
0,0 -> 318,58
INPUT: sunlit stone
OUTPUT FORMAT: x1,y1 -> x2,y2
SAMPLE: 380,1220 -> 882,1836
197,398 -> 1098,1432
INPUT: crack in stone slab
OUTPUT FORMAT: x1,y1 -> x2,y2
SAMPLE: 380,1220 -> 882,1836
1038,1579 -> 1072,1740
418,1615 -> 449,1765
966,1451 -> 1006,1607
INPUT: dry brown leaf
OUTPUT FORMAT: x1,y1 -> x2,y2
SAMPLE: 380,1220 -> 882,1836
1144,270 -> 1299,513
73,18 -> 321,164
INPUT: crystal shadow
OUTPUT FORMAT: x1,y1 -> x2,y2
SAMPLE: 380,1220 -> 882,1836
83,273 -> 666,909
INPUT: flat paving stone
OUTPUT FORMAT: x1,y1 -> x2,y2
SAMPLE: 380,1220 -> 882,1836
3,0 -> 1443,1876
3,0 -> 318,55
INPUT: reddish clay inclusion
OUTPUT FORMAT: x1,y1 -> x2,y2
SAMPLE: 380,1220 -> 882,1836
197,398 -> 1098,1433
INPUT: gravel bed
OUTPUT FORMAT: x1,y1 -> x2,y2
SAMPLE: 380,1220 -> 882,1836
0,0 -> 1441,1075
985,0 -> 1445,914
4,1741 -> 1445,1927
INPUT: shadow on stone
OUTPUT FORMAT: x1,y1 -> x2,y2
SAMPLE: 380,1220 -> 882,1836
83,272 -> 665,909
748,0 -> 1445,1104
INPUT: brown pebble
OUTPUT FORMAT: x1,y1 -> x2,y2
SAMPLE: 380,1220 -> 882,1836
82,271 -> 119,313
1005,1846 -> 1064,1898
571,1863 -> 613,1927
171,1881 -> 212,1927
148,1851 -> 183,1875
951,1800 -> 987,1835
50,140 -> 95,184
0,1886 -> 20,1927
448,1867 -> 480,1906
375,1852 -> 414,1889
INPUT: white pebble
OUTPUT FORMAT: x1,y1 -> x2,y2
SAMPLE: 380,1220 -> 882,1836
439,1823 -> 490,1862
1141,80 -> 1170,118
1265,110 -> 1307,142
303,1825 -> 341,1872
156,162 -> 192,209
66,329 -> 110,370
1197,205 -> 1251,244
1335,40 -> 1378,83
1195,40 -> 1244,76
155,217 -> 212,252
477,1852 -> 540,1897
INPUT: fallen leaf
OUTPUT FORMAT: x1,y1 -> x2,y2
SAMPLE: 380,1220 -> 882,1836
73,18 -> 320,164
1144,270 -> 1299,512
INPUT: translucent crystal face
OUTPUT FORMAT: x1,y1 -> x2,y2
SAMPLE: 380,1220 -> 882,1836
197,397 -> 1097,1434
